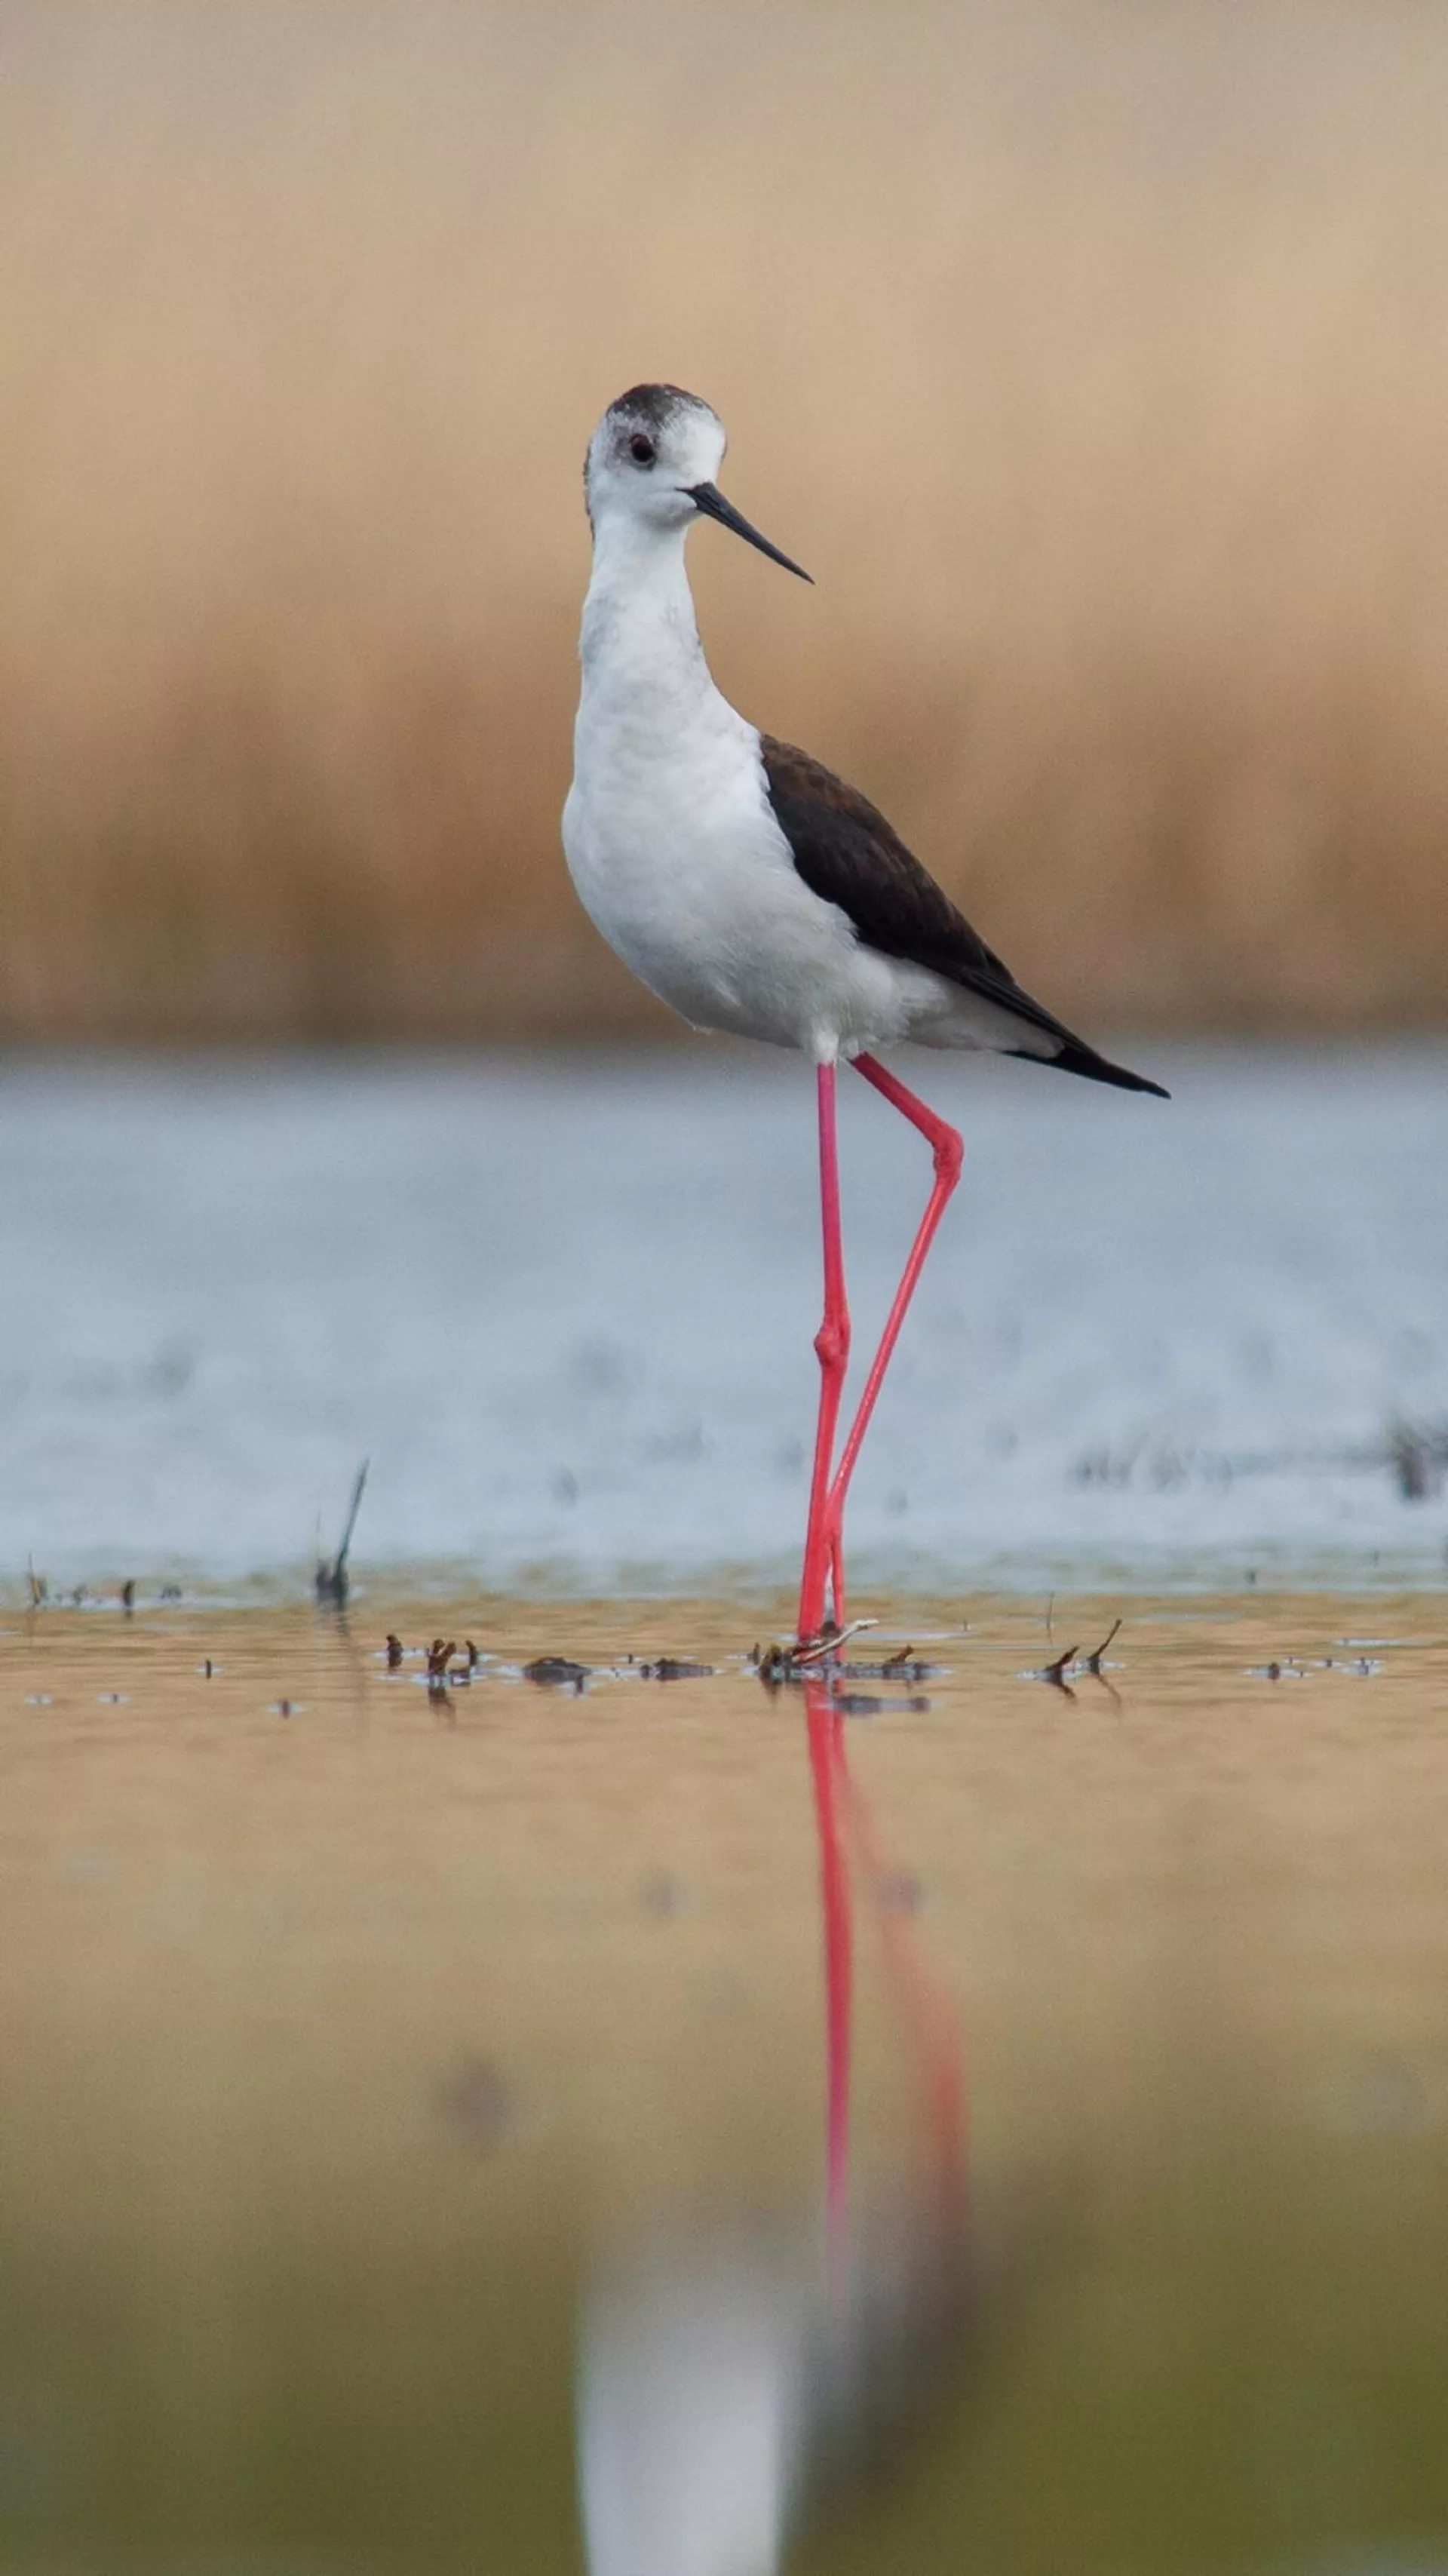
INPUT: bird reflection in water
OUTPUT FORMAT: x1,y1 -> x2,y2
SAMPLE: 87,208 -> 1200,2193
576,1679 -> 972,2575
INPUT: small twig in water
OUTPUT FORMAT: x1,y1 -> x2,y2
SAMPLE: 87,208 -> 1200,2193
1083,1617 -> 1122,1675
315,1460 -> 369,1605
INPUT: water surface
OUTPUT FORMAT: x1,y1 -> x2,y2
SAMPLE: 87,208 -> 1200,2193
4,1045 -> 1447,1595
3,1589 -> 1447,2571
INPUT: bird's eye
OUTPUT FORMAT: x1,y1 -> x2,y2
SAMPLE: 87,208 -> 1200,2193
627,432 -> 656,467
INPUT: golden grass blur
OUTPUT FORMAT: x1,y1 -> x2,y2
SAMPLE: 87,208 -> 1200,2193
3,0 -> 1447,1041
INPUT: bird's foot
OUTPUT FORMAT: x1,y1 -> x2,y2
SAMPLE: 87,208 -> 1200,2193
790,1614 -> 878,1668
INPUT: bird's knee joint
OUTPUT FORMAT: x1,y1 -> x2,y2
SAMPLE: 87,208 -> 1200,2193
934,1125 -> 964,1185
814,1318 -> 851,1371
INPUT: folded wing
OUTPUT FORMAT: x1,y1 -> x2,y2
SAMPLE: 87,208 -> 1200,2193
759,735 -> 1167,1098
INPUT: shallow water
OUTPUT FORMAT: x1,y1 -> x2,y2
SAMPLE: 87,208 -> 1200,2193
4,1044 -> 1448,1595
4,1589 -> 1448,2572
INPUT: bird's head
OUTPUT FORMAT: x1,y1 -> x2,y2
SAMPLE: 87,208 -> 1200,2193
583,385 -> 811,581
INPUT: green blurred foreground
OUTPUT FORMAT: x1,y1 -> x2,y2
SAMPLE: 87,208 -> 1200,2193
2,1592 -> 1446,2571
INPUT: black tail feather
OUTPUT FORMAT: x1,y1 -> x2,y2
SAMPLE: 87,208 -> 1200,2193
1011,1039 -> 1170,1099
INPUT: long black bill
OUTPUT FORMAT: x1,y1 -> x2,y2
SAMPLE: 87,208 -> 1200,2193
685,482 -> 812,582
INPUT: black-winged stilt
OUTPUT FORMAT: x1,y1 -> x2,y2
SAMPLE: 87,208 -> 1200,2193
563,384 -> 1167,1644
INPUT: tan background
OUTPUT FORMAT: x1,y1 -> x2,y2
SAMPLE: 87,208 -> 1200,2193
3,0 -> 1446,1044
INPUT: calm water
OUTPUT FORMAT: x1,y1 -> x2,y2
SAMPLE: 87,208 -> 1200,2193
3,1589 -> 1448,2572
3,1045 -> 1447,1597
4,1049 -> 1448,2569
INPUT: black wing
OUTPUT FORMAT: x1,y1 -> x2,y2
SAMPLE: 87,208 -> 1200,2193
759,735 -> 1167,1098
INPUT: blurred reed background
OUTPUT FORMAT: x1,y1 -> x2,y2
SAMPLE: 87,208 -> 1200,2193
2,0 -> 1446,1045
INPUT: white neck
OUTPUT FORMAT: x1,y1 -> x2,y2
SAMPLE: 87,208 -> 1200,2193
578,511 -> 715,710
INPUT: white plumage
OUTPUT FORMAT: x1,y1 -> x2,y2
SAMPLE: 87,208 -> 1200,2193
563,388 -> 1051,1070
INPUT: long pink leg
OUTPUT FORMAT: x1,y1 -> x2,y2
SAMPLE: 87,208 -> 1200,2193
823,1054 -> 963,1579
796,1064 -> 851,1642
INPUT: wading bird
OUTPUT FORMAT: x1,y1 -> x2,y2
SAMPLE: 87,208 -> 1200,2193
563,385 -> 1166,1643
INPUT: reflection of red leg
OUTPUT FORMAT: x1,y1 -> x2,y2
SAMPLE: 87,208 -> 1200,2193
844,1761 -> 967,2238
805,1682 -> 852,2267
797,1066 -> 851,1642
824,1055 -> 962,1577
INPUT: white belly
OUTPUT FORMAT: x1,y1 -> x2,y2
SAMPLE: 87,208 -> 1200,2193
565,713 -> 949,1058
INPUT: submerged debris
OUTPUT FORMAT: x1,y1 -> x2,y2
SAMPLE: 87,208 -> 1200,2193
751,1618 -> 935,1711
639,1656 -> 714,1681
793,1617 -> 878,1668
421,1640 -> 481,1693
837,1655 -> 935,1683
523,1655 -> 590,1691
1023,1614 -> 1125,1693
755,1617 -> 881,1683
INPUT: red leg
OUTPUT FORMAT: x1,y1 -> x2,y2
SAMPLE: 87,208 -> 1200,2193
797,1064 -> 851,1642
805,1680 -> 853,2272
823,1054 -> 963,1570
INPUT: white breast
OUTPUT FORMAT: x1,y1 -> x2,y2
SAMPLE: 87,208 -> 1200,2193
566,689 -> 856,1045
563,515 -> 957,1059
